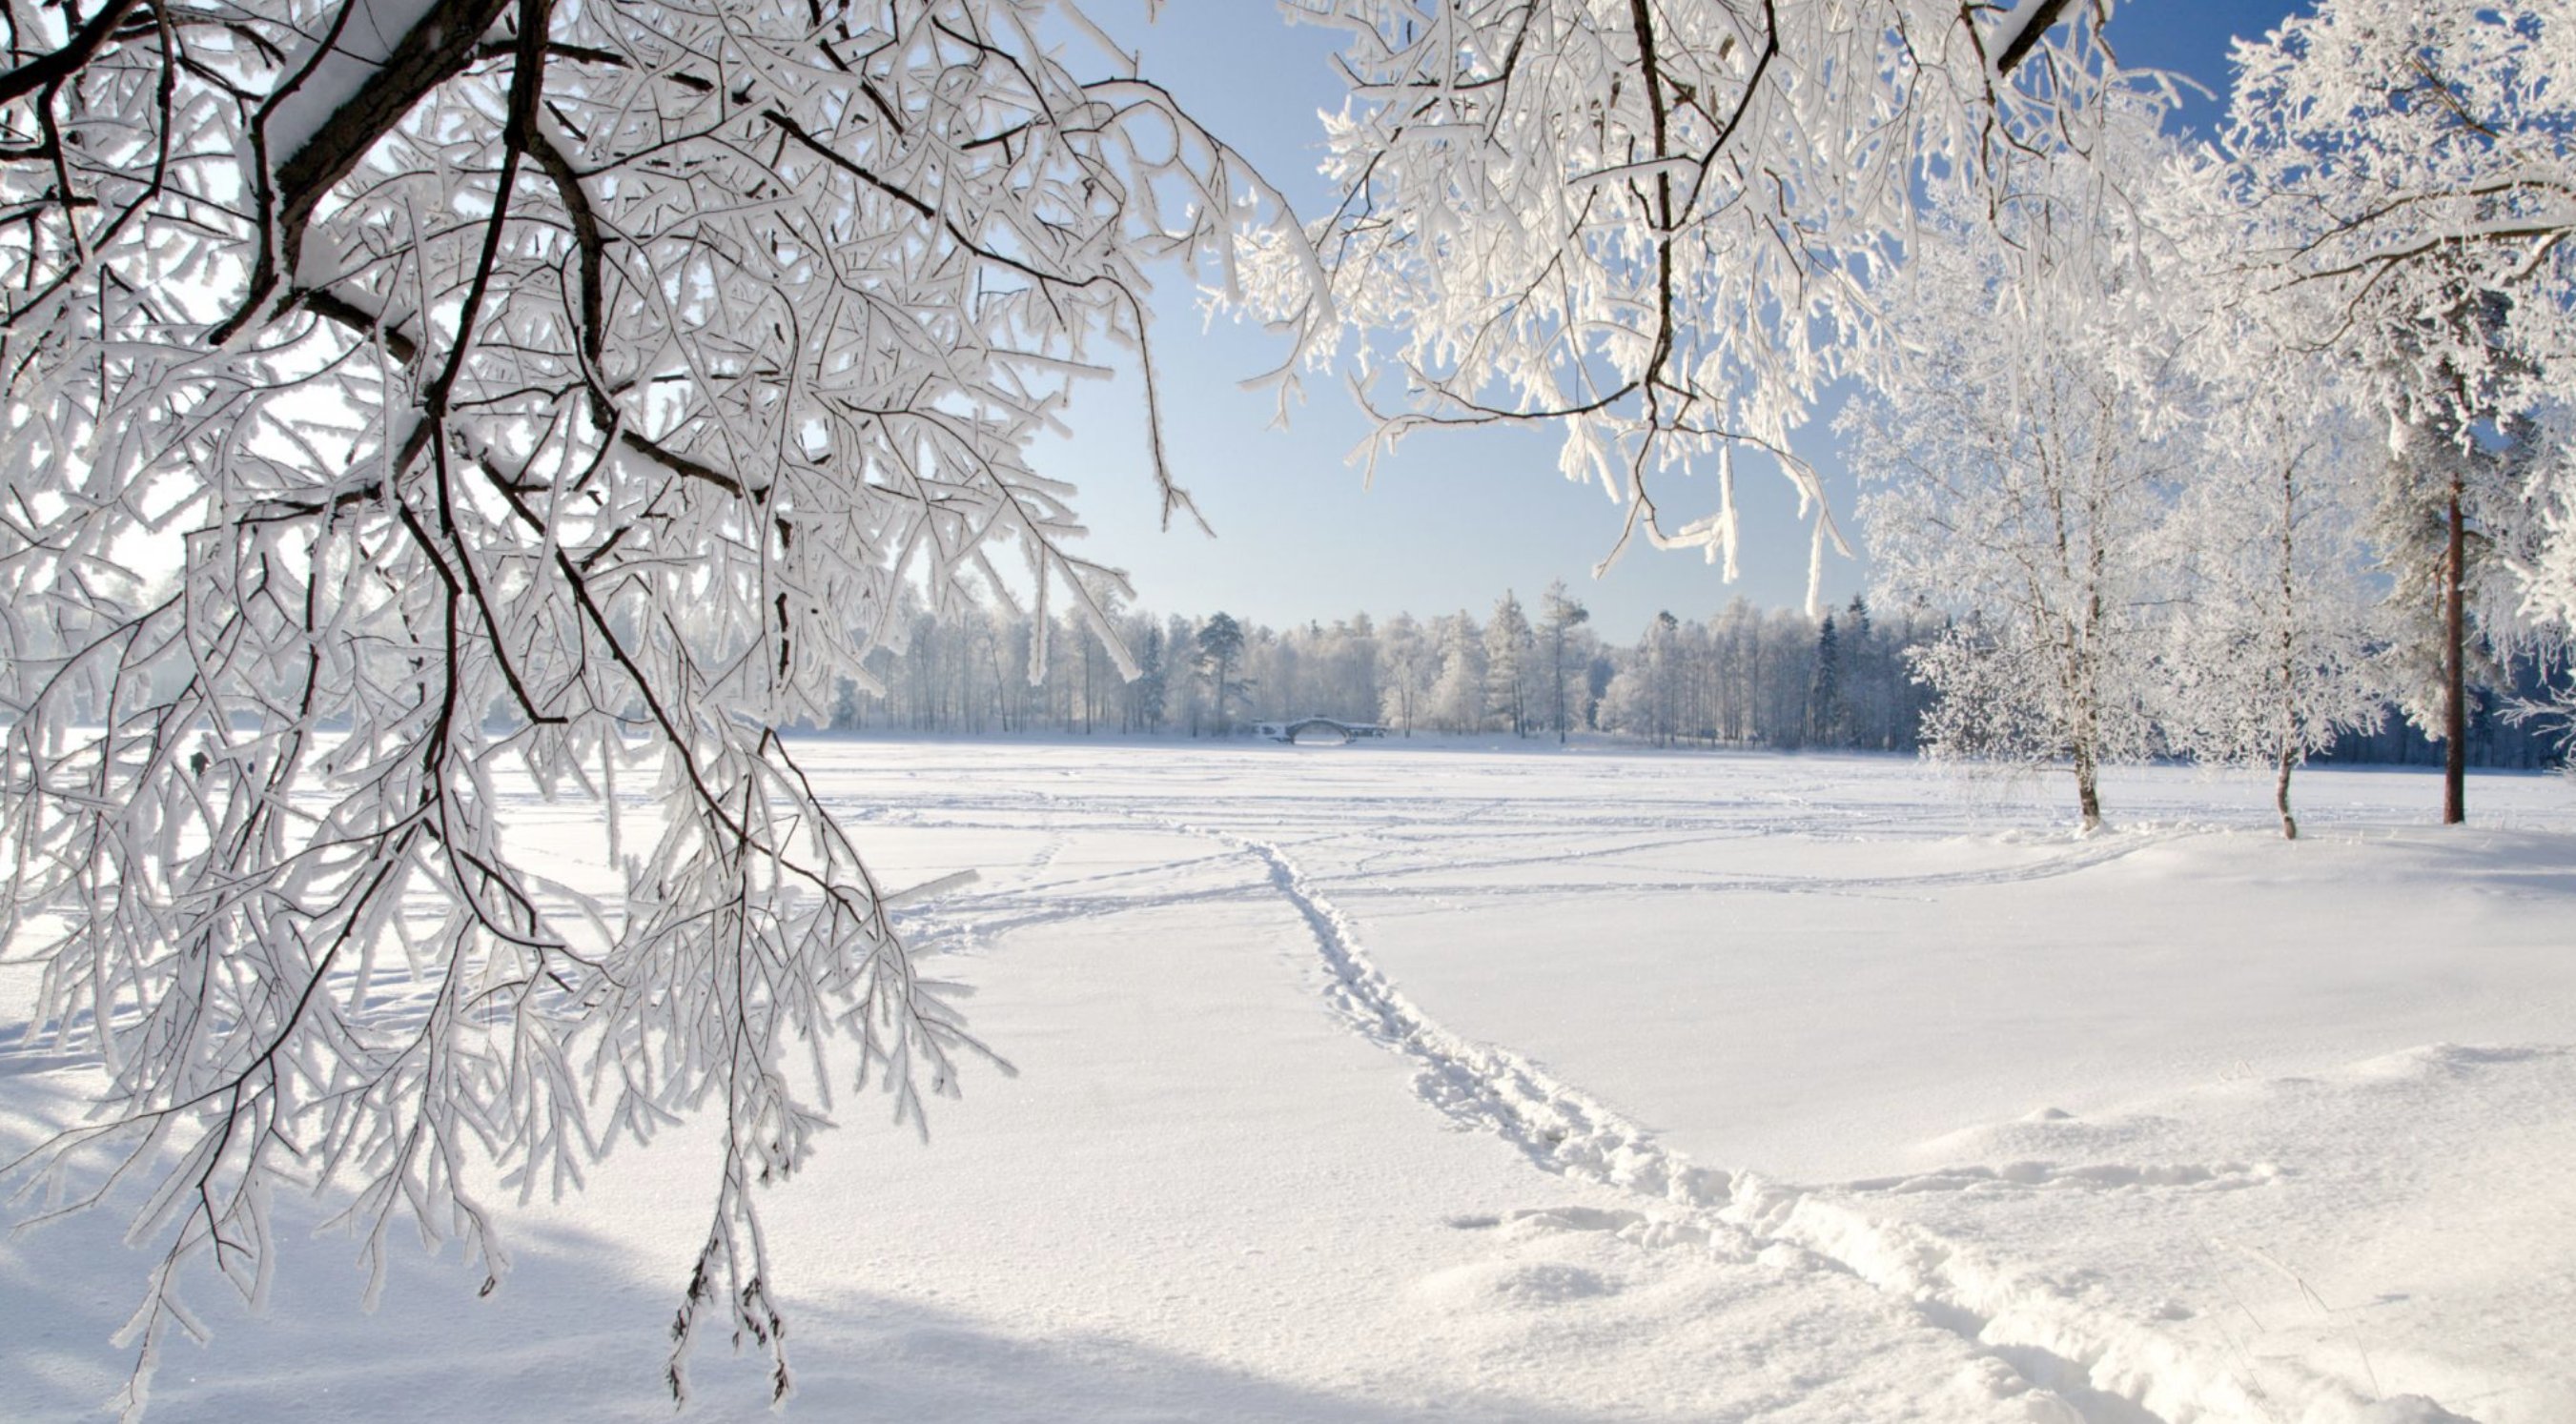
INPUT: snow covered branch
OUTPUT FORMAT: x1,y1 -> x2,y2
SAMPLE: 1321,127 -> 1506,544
0,0 -> 1296,1411
1238,0 -> 2126,602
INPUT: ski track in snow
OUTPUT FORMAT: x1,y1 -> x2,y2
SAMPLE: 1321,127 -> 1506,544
920,794 -> 2198,928
1115,811 -> 2467,1424
49,764 -> 2494,1421
10,752 -> 2556,1424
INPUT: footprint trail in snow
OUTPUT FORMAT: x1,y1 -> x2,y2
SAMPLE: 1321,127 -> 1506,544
1190,823 -> 2477,1424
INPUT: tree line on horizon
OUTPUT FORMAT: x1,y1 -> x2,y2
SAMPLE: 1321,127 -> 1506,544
829,583 -> 1931,751
820,583 -> 2569,772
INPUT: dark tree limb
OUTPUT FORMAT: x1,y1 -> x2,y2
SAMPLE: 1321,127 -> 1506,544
0,0 -> 152,107
1990,0 -> 2078,78
215,0 -> 516,343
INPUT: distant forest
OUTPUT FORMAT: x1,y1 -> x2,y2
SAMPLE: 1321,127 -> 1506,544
828,588 -> 2570,770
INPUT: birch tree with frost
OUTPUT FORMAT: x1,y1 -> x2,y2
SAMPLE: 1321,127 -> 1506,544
2154,360 -> 2388,839
1482,588 -> 1534,735
1238,0 -> 2125,600
0,0 -> 1300,1410
1850,104 -> 2185,831
2131,159 -> 2389,839
1377,610 -> 1435,735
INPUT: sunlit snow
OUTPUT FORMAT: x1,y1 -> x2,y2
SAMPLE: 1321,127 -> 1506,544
5,743 -> 2569,1422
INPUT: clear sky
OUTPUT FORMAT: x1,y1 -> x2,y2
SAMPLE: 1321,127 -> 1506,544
1044,1 -> 2307,638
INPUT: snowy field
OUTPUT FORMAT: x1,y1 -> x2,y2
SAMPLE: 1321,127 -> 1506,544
5,741 -> 2573,1423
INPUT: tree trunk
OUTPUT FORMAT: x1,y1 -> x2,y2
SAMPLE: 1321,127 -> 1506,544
2275,744 -> 2300,841
2074,745 -> 2102,834
2443,478 -> 2466,825
2278,457 -> 2300,842
1553,629 -> 1568,744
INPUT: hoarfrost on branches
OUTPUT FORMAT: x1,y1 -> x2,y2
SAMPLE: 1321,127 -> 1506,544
0,0 -> 1297,1410
2229,0 -> 2576,421
1850,101 -> 2184,831
1237,0 -> 2127,596
2131,152 -> 2391,837
2228,0 -> 2576,754
2152,355 -> 2388,839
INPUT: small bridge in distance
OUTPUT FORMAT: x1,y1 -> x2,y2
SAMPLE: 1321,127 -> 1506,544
1257,717 -> 1390,745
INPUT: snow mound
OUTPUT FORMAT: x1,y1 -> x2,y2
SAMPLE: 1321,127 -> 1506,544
1411,1261 -> 1623,1311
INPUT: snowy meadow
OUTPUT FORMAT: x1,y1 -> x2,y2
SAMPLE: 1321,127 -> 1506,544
7,741 -> 2570,1423
8,1 -> 2576,1421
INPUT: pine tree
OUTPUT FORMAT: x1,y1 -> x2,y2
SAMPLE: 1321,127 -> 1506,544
2368,298 -> 2538,825
1196,613 -> 1249,736
1132,624 -> 1169,734
1810,614 -> 1844,746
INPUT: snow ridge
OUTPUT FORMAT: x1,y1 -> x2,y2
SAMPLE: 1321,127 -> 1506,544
1216,826 -> 2476,1424
1841,1160 -> 2281,1195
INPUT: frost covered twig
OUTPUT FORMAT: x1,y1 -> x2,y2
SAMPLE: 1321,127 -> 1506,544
0,0 -> 1292,1411
1236,0 -> 2126,605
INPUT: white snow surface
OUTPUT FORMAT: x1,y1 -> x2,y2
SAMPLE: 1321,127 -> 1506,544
4,743 -> 2571,1422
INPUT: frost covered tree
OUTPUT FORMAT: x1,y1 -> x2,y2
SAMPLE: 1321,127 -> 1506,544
1602,610 -> 1685,747
1427,610 -> 1489,733
2158,441 -> 2384,839
2155,375 -> 2388,838
1376,611 -> 1434,735
2229,0 -> 2576,410
0,0 -> 1302,1409
1244,0 -> 2125,589
1321,613 -> 1383,722
1483,590 -> 1535,736
2137,157 -> 2393,838
1539,580 -> 1589,743
1851,104 -> 2187,831
2229,0 -> 2576,807
1709,598 -> 1767,743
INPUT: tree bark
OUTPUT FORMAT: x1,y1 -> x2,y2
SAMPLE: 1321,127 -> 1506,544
2276,745 -> 2300,841
2443,477 -> 2467,825
2278,456 -> 2301,840
215,0 -> 519,343
2074,745 -> 2102,834
1991,0 -> 2080,77
1552,626 -> 1567,744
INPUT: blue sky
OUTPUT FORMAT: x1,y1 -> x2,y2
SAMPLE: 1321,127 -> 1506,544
1047,1 -> 2306,637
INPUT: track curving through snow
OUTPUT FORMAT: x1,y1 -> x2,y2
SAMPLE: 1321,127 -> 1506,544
797,747 -> 2551,1424
1175,820 -> 2476,1424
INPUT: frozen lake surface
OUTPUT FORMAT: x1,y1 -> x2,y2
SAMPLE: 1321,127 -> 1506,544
6,741 -> 2572,1422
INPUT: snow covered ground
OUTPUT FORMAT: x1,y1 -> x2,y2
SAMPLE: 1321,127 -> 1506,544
5,741 -> 2571,1422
